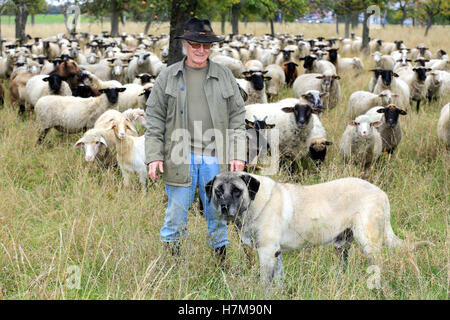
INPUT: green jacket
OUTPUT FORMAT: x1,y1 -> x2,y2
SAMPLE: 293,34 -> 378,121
145,57 -> 246,187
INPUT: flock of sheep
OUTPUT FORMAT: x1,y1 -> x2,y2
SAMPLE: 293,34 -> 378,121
0,30 -> 449,187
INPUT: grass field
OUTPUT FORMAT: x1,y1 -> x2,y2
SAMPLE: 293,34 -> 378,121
0,23 -> 448,300
0,14 -> 100,25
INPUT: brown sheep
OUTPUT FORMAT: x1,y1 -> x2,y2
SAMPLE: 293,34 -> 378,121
282,61 -> 298,87
49,60 -> 82,91
9,72 -> 35,115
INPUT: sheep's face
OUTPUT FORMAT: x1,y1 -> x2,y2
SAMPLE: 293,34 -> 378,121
136,53 -> 150,65
87,53 -> 98,64
302,90 -> 327,110
112,119 -> 137,140
243,71 -> 269,91
351,116 -> 381,137
74,136 -> 107,162
412,67 -> 431,82
394,40 -> 403,50
282,50 -> 293,61
380,70 -> 399,86
378,90 -> 396,106
326,49 -> 338,63
137,73 -> 153,85
316,74 -> 339,91
52,58 -> 63,67
377,105 -> 407,128
281,104 -> 321,129
43,74 -> 64,94
301,55 -> 316,69
72,84 -> 95,98
99,87 -> 126,104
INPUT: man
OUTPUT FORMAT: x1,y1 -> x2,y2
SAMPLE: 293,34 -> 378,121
145,18 -> 246,264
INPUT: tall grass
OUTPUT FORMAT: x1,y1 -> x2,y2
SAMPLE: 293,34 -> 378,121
0,23 -> 448,300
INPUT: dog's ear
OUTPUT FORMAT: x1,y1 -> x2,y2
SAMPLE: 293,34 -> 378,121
205,176 -> 216,203
240,174 -> 260,201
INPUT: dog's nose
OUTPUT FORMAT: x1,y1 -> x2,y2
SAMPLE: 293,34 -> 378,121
220,204 -> 229,215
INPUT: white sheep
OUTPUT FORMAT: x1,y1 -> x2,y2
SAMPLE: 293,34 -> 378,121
35,87 -> 126,143
236,70 -> 270,105
339,114 -> 383,170
437,103 -> 449,146
264,64 -> 285,100
365,104 -> 407,153
347,90 -> 397,119
80,70 -> 122,89
116,83 -> 152,112
293,71 -> 341,109
373,70 -> 411,110
24,74 -> 72,109
211,55 -> 245,78
372,51 -> 396,70
426,70 -> 450,101
245,98 -> 328,169
396,66 -> 431,112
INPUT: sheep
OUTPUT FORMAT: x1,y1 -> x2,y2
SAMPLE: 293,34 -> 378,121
426,70 -> 450,101
434,49 -> 448,60
9,71 -> 35,115
293,71 -> 341,109
244,59 -> 264,72
258,45 -> 280,67
411,44 -> 432,61
339,114 -> 383,171
211,55 -> 245,78
24,74 -> 72,109
437,103 -> 449,146
396,66 -> 431,112
74,127 -> 116,166
236,70 -> 270,105
245,98 -> 329,171
48,60 -> 83,91
373,69 -> 411,110
244,116 -> 275,169
0,52 -> 17,79
127,51 -> 152,81
116,83 -> 153,112
114,130 -> 147,188
275,45 -> 298,66
372,51 -> 396,70
426,58 -> 450,72
299,90 -> 328,111
79,70 -> 122,90
365,104 -> 407,153
325,48 -> 364,76
347,90 -> 397,119
42,41 -> 60,60
122,108 -> 147,128
264,64 -> 285,100
35,87 -> 126,143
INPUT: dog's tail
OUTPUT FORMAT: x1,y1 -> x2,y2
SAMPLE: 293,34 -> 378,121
383,198 -> 434,251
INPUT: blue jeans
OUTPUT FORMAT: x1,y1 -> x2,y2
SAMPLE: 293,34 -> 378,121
160,153 -> 229,249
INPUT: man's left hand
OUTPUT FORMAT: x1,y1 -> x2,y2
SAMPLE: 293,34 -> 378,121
230,159 -> 245,172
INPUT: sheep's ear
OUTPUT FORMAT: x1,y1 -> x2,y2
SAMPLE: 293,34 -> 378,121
412,67 -> 417,71
98,89 -> 105,94
138,90 -> 146,96
393,73 -> 399,77
426,68 -> 432,71
371,121 -> 382,127
311,108 -> 322,114
42,77 -> 50,82
315,75 -> 324,79
399,109 -> 407,115
117,87 -> 126,93
350,121 -> 358,126
245,119 -> 255,128
325,141 -> 333,145
320,92 -> 329,98
74,140 -> 84,148
263,76 -> 272,81
99,137 -> 108,147
266,123 -> 276,129
333,75 -> 341,80
109,64 -> 114,68
281,107 -> 294,113
262,70 -> 269,74
301,94 -> 308,99
376,108 -> 386,113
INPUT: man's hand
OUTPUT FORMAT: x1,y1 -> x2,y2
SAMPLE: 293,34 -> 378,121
148,160 -> 164,181
230,159 -> 245,172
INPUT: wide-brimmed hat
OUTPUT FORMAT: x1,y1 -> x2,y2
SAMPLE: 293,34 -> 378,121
175,18 -> 224,43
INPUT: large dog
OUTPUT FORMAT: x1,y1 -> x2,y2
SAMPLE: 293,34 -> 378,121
205,172 -> 432,287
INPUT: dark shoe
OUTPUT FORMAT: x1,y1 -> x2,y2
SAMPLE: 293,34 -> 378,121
215,245 -> 226,269
163,241 -> 181,257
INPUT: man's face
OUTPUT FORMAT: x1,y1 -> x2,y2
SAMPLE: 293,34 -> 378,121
183,40 -> 211,68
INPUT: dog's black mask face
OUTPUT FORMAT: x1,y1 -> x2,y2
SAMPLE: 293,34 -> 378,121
205,173 -> 260,221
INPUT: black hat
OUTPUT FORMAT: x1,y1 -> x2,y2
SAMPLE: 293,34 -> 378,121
175,18 -> 223,43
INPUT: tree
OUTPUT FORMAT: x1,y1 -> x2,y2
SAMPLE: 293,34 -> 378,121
416,0 -> 446,36
392,0 -> 415,26
82,0 -> 128,37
